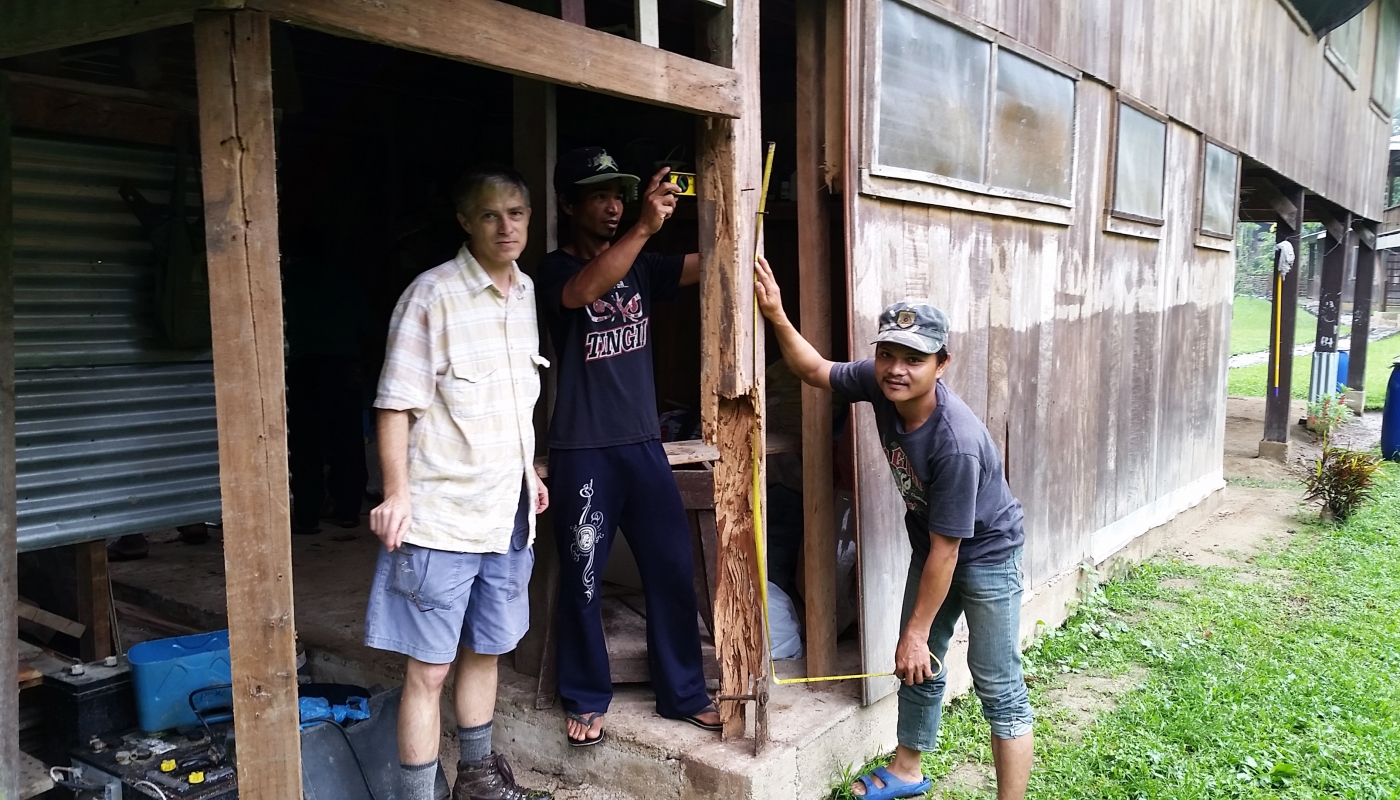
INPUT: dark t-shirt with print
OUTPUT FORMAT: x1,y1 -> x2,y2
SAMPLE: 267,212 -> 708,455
829,360 -> 1024,566
538,249 -> 685,449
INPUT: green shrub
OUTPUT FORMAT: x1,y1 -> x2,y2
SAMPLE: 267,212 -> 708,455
1305,445 -> 1382,521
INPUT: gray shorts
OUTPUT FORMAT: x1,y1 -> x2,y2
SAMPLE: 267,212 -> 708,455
364,491 -> 534,663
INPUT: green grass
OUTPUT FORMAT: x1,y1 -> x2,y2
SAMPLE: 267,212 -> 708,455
1230,297 -> 1348,357
1228,333 -> 1400,410
827,470 -> 1400,799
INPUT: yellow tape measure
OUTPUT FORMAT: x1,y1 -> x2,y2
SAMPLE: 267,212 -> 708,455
749,142 -> 942,686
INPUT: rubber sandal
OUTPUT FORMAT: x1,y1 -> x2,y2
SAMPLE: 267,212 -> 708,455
681,703 -> 723,732
565,711 -> 605,748
853,767 -> 931,800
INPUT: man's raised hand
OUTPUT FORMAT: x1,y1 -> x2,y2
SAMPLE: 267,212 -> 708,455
638,167 -> 680,236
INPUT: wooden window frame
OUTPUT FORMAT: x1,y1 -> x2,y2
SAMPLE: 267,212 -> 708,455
1370,0 -> 1400,118
1197,136 -> 1241,241
1107,93 -> 1168,227
1323,14 -> 1363,89
863,0 -> 1080,220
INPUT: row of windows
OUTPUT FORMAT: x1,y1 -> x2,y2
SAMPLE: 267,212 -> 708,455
1325,0 -> 1400,113
874,0 -> 1388,240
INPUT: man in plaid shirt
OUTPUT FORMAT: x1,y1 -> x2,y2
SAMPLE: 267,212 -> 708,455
367,164 -> 551,800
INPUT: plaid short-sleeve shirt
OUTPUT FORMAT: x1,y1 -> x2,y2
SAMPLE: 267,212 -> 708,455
375,247 -> 545,553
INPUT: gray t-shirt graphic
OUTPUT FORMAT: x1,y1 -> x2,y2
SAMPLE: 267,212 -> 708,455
829,361 -> 1024,566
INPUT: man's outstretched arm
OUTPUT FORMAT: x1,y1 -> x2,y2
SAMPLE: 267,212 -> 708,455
754,254 -> 833,390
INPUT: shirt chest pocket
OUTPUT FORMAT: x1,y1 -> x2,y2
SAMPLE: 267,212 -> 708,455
447,360 -> 499,421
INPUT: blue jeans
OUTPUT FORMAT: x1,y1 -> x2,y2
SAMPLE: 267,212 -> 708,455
897,546 -> 1033,752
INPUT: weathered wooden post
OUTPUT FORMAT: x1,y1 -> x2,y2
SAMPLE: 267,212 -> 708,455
1260,187 -> 1303,460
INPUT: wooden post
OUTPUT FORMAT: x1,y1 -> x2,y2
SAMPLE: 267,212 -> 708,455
698,0 -> 765,743
76,541 -> 114,661
795,0 -> 837,680
634,0 -> 660,46
1315,216 -> 1351,354
194,11 -> 302,798
0,71 -> 21,800
1261,188 -> 1303,453
1347,222 -> 1376,401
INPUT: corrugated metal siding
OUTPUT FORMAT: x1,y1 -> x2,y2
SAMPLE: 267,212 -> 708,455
10,133 -> 221,552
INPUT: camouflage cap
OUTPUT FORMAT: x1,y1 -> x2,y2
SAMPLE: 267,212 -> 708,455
871,301 -> 949,355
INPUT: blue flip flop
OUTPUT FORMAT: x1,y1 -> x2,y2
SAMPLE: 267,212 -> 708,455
854,766 -> 932,800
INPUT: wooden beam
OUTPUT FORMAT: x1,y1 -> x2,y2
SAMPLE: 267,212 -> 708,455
193,11 -> 301,798
1349,224 -> 1377,390
1244,178 -> 1301,228
795,0 -> 837,682
76,541 -> 114,661
250,0 -> 741,118
698,0 -> 764,743
17,600 -> 86,639
1312,202 -> 1348,244
635,0 -> 660,47
0,72 -> 18,800
0,0 -> 240,60
1354,221 -> 1377,250
1264,189 -> 1304,444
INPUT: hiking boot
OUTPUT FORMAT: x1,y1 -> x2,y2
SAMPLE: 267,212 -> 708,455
451,753 -> 551,800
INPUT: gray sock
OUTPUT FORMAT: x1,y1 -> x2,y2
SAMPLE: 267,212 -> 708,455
400,761 -> 437,800
458,722 -> 493,766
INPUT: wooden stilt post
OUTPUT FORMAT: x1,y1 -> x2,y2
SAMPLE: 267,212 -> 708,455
1261,187 -> 1303,458
1310,212 -> 1352,402
0,71 -> 20,800
193,11 -> 302,798
1347,222 -> 1377,410
698,0 -> 765,744
795,0 -> 837,680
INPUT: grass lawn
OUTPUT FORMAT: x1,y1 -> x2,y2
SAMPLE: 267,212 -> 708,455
1228,333 -> 1400,410
1229,296 -> 1348,356
827,471 -> 1400,799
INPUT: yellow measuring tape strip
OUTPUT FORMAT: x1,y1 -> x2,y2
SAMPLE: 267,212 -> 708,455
748,142 -> 943,685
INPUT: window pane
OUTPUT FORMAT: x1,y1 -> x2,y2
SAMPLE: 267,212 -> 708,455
988,50 -> 1075,199
1373,0 -> 1400,113
1329,14 -> 1364,69
1201,142 -> 1238,236
877,0 -> 990,183
1113,104 -> 1166,220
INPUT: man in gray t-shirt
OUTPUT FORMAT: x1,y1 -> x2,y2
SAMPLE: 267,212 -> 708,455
755,256 -> 1034,800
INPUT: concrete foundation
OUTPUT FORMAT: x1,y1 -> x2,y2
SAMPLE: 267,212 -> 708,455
1257,438 -> 1291,462
1344,390 -> 1366,415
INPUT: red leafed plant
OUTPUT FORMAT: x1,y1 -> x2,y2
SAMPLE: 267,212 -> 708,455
1304,441 -> 1382,521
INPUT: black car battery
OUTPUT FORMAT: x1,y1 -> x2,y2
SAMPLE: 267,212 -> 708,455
40,657 -> 139,765
68,726 -> 238,799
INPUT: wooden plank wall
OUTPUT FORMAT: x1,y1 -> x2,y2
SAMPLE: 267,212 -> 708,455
940,0 -> 1390,220
851,76 -> 1237,702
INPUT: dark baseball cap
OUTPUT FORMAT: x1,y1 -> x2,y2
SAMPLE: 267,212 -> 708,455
554,147 -> 640,196
871,301 -> 950,355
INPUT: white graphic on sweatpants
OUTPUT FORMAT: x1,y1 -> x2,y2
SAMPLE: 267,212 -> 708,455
570,480 -> 605,602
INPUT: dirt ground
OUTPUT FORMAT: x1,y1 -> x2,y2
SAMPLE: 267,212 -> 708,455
924,397 -> 1382,798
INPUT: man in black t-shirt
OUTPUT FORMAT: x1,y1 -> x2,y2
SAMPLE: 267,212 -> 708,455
754,256 -> 1034,800
537,147 -> 719,747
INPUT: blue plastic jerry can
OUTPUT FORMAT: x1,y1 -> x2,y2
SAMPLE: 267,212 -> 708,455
1382,358 -> 1400,461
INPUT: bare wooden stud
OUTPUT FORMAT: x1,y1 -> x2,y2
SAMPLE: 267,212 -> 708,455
698,0 -> 764,743
0,71 -> 19,800
1263,188 -> 1303,445
76,541 -> 114,661
561,0 -> 586,26
635,0 -> 660,46
193,11 -> 302,798
795,0 -> 838,681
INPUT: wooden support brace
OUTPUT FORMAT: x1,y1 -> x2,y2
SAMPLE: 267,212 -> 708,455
194,11 -> 302,798
76,540 -> 114,662
795,0 -> 837,681
698,0 -> 764,744
0,71 -> 19,800
0,0 -> 241,60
